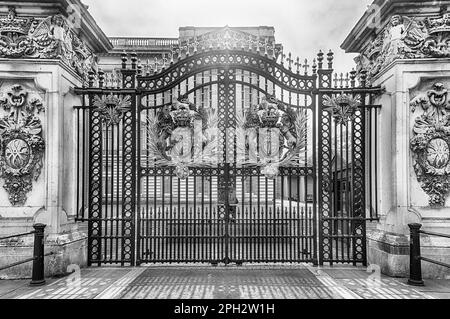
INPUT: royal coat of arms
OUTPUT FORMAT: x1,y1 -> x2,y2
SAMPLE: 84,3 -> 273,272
0,84 -> 45,206
236,95 -> 308,179
146,94 -> 218,179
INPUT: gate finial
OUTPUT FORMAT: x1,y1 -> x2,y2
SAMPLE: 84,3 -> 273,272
317,50 -> 324,69
350,68 -> 357,88
360,69 -> 368,87
327,50 -> 334,69
121,51 -> 127,69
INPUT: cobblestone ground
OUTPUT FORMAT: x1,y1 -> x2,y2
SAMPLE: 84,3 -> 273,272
0,264 -> 448,299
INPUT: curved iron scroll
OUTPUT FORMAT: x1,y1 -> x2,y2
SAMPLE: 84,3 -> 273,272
137,50 -> 316,95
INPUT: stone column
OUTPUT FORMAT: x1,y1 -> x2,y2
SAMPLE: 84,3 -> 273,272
342,0 -> 450,279
0,2 -> 111,279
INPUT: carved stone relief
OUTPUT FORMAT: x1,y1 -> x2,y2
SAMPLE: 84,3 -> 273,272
0,7 -> 98,81
410,82 -> 450,207
0,84 -> 45,206
356,12 -> 450,82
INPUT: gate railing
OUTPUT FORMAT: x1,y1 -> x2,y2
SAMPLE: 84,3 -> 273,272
408,223 -> 450,286
74,46 -> 382,266
0,224 -> 51,286
315,51 -> 382,265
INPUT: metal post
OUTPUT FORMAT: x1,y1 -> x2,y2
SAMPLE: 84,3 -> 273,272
408,223 -> 425,286
30,224 -> 46,287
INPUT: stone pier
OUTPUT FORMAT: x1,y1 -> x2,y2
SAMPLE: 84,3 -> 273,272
342,0 -> 450,279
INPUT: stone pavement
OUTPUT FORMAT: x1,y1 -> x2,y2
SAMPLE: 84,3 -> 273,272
0,264 -> 449,299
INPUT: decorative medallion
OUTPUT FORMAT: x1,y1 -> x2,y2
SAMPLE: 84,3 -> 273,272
147,94 -> 218,179
93,94 -> 131,126
410,82 -> 450,207
0,84 -> 45,206
356,11 -> 450,82
323,93 -> 361,125
0,7 -> 98,80
236,94 -> 308,179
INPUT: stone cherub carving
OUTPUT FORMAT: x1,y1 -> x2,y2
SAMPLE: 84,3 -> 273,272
34,14 -> 73,58
382,15 -> 427,64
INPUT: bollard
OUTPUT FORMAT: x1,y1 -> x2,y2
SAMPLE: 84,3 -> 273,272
408,223 -> 425,286
29,224 -> 46,287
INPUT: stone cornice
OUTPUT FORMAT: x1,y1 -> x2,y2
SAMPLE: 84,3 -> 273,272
0,0 -> 112,53
341,0 -> 450,54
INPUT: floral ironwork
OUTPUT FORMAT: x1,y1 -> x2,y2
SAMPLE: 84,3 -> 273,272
236,94 -> 308,179
93,94 -> 131,126
0,84 -> 45,206
410,82 -> 450,207
323,93 -> 361,125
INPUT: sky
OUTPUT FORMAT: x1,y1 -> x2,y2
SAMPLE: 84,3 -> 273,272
83,0 -> 374,73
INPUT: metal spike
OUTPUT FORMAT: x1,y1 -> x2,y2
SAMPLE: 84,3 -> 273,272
303,59 -> 310,75
295,57 -> 301,74
333,73 -> 339,88
287,52 -> 293,70
350,68 -> 357,88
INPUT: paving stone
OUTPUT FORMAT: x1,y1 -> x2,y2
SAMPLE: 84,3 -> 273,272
0,265 -> 446,299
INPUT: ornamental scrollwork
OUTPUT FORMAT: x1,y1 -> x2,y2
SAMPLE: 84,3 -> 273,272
356,12 -> 450,82
410,82 -> 450,207
93,94 -> 131,126
146,94 -> 218,179
323,94 -> 361,125
236,95 -> 308,179
0,84 -> 45,206
0,7 -> 98,81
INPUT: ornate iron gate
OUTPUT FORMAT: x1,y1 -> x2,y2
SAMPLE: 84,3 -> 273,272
74,32 -> 381,266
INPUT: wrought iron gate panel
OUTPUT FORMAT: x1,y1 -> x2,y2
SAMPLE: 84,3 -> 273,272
74,46 -> 381,266
317,57 -> 380,265
87,93 -> 103,266
134,50 -> 318,265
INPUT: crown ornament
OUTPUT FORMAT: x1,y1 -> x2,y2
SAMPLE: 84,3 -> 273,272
425,13 -> 450,34
0,7 -> 32,36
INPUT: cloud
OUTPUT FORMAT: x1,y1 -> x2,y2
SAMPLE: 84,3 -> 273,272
83,0 -> 373,73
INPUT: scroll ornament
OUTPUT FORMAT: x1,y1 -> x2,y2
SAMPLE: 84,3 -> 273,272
0,85 -> 45,206
410,82 -> 450,207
